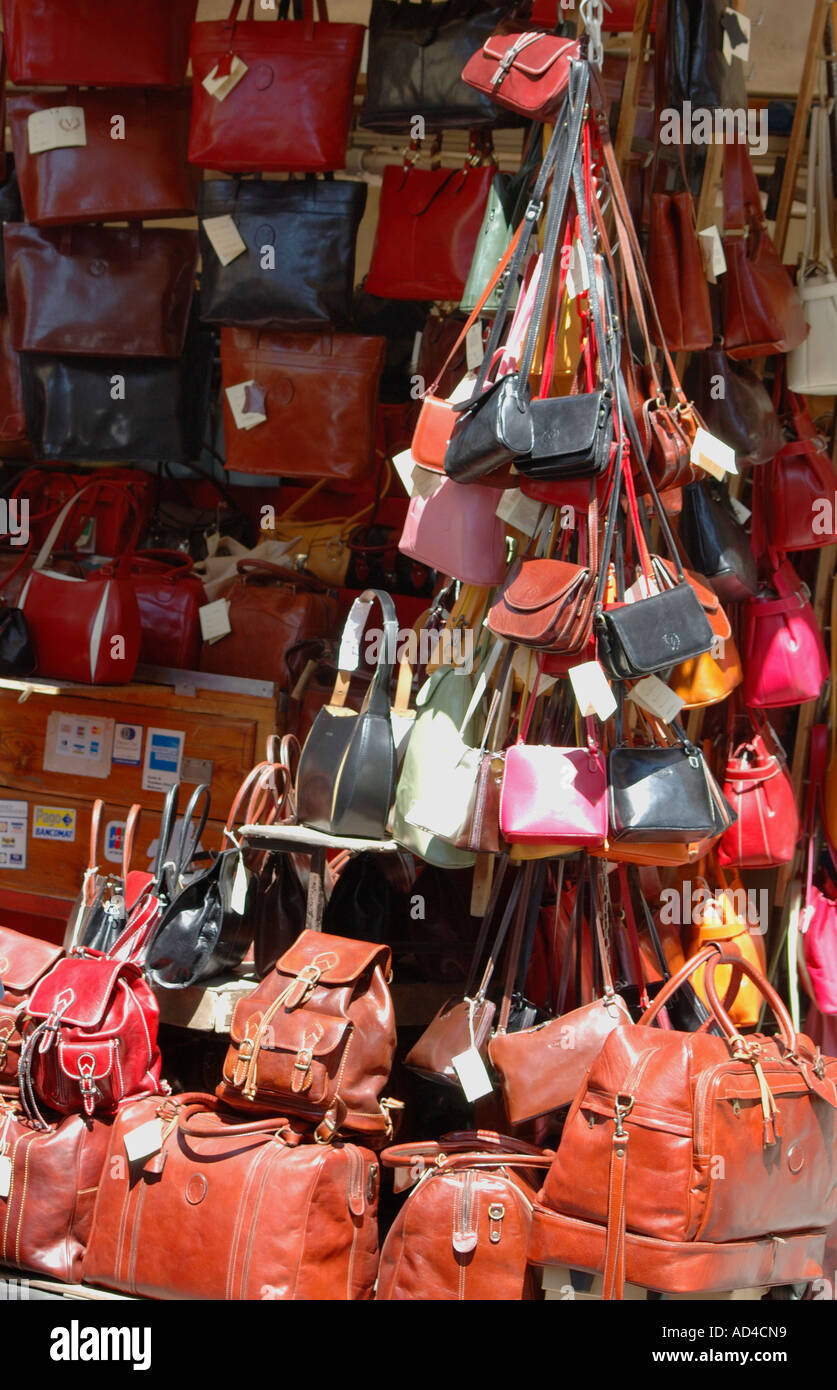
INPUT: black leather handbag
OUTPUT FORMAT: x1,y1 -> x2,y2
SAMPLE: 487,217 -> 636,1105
679,479 -> 760,602
359,0 -> 511,132
198,177 -> 367,329
296,589 -> 398,840
668,0 -> 747,111
0,602 -> 34,675
19,311 -> 214,465
608,722 -> 734,843
0,160 -> 22,311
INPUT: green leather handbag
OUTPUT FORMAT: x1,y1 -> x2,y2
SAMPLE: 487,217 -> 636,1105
459,175 -> 514,315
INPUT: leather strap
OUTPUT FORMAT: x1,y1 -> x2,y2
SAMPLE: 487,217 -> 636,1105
29,482 -> 142,578
602,1126 -> 629,1300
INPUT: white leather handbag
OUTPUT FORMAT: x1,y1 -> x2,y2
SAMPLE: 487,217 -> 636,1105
787,103 -> 837,394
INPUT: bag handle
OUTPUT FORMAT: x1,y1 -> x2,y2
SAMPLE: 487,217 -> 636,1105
234,559 -> 329,591
29,482 -> 141,578
702,952 -> 797,1053
327,588 -> 399,717
722,140 -> 764,232
381,1130 -> 550,1167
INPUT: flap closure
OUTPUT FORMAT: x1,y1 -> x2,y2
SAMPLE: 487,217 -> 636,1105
501,558 -> 587,613
604,583 -> 712,668
232,1006 -> 350,1058
0,927 -> 62,993
483,33 -> 574,78
27,955 -> 125,1028
58,1039 -> 115,1082
276,930 -> 390,986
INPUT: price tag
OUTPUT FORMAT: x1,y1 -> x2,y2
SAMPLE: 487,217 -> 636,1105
698,225 -> 727,283
225,380 -> 267,431
230,854 -> 250,913
569,661 -> 617,721
565,238 -> 589,300
722,9 -> 750,64
728,494 -> 751,525
338,599 -> 373,672
0,1155 -> 11,1199
628,674 -> 685,725
124,1118 -> 164,1164
465,321 -> 484,372
512,647 -> 558,696
410,330 -> 423,376
624,573 -> 661,603
452,1046 -> 494,1103
202,55 -> 248,101
495,488 -> 542,537
202,214 -> 247,267
199,598 -> 232,644
691,425 -> 737,481
28,106 -> 87,154
448,372 -> 478,405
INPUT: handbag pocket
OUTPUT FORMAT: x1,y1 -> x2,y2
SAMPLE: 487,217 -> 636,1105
444,374 -> 534,483
597,581 -> 714,679
225,1008 -> 353,1108
517,389 -> 614,479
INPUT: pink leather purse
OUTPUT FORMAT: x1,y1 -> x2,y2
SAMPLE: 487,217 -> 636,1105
398,472 -> 508,587
743,561 -> 828,708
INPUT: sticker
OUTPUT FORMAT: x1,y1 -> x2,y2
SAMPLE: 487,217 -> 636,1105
124,1118 -> 164,1164
691,425 -> 737,481
201,55 -> 248,102
0,801 -> 28,874
568,661 -> 618,721
199,599 -> 232,645
112,722 -> 143,767
0,1155 -> 11,1199
225,380 -> 267,431
628,674 -> 685,725
142,729 -> 185,794
27,105 -> 86,154
202,214 -> 247,267
33,806 -> 76,842
451,1046 -> 494,1102
104,821 -> 126,866
45,713 -> 114,780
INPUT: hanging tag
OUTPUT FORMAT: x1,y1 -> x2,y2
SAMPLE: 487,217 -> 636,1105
27,106 -> 87,154
225,380 -> 267,431
199,598 -> 232,645
569,661 -> 617,721
338,599 -> 374,672
448,372 -> 478,404
628,674 -> 685,725
410,330 -> 423,376
202,55 -> 248,101
722,9 -> 750,65
465,321 -> 485,372
202,214 -> 247,267
691,425 -> 737,481
512,648 -> 558,695
495,489 -> 542,537
452,1046 -> 494,1102
0,1154 -> 11,1199
624,573 -> 660,603
728,494 -> 751,525
698,226 -> 727,283
124,1118 -> 164,1164
393,452 -> 443,501
230,853 -> 250,912
565,239 -> 589,300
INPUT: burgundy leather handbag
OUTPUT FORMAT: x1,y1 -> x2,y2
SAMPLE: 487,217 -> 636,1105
2,0 -> 197,85
0,312 -> 26,450
0,927 -> 63,1087
9,467 -> 153,552
188,0 -> 364,173
647,190 -> 713,352
5,223 -> 198,358
9,89 -> 200,226
107,549 -> 204,671
461,31 -> 579,119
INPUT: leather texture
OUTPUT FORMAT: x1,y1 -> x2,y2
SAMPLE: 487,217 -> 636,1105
680,479 -> 759,601
662,559 -> 742,708
198,177 -> 366,328
10,467 -> 153,551
803,891 -> 837,1016
717,730 -> 800,867
0,927 -> 63,1086
365,163 -> 493,302
0,311 -> 27,448
597,581 -> 714,680
444,373 -> 534,482
121,551 -> 204,670
398,473 -> 508,587
500,743 -> 608,847
404,994 -> 495,1085
462,31 -> 579,120
219,931 -> 397,1140
488,556 -> 594,655
83,1093 -> 380,1299
361,0 -> 509,130
667,0 -> 747,109
188,1 -> 364,173
762,435 -> 837,551
684,346 -> 784,468
5,223 -> 198,358
519,390 -> 614,480
647,192 -> 713,351
0,1105 -> 112,1282
146,841 -> 255,992
220,326 -> 384,481
608,743 -> 730,842
0,604 -> 34,677
2,0 -> 197,84
685,889 -> 768,1028
743,561 -> 829,708
8,89 -> 199,226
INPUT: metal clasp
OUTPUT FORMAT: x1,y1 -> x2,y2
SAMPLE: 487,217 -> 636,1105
614,1093 -> 634,1137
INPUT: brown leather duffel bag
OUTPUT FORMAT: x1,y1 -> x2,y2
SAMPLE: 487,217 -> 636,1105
218,930 -> 399,1142
0,1099 -> 112,1280
0,927 -> 63,1087
83,1093 -> 380,1300
531,946 -> 837,1297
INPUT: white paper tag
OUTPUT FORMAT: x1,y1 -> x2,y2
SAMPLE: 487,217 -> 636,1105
230,853 -> 249,913
448,372 -> 478,405
202,55 -> 248,101
722,9 -> 750,65
565,238 -> 589,300
225,380 -> 267,431
199,598 -> 232,644
628,674 -> 685,725
451,1046 -> 494,1102
410,330 -> 423,375
569,661 -> 618,720
124,1118 -> 164,1164
624,573 -> 661,603
495,488 -> 542,537
691,425 -> 737,480
28,105 -> 87,154
0,1155 -> 11,1199
465,321 -> 484,372
512,648 -> 558,696
394,454 -> 443,502
698,225 -> 727,283
338,600 -> 373,672
728,494 -> 751,525
202,214 -> 247,267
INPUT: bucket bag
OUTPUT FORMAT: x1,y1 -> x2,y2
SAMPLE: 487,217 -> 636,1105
717,715 -> 800,867
742,560 -> 829,708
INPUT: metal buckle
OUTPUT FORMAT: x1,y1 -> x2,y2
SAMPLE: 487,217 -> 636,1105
613,1093 -> 634,1137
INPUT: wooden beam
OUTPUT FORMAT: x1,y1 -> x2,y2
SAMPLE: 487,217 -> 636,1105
774,0 -> 831,252
613,0 -> 653,172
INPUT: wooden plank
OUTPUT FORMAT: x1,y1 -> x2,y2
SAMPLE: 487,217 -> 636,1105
774,0 -> 832,251
613,0 -> 654,172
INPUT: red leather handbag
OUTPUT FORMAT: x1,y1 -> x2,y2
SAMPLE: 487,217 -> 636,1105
717,718 -> 800,867
9,89 -> 200,226
500,716 -> 608,849
759,439 -> 837,552
105,549 -> 204,671
18,484 -> 143,684
10,467 -> 153,551
0,312 -> 27,450
743,560 -> 829,708
0,927 -> 63,1087
18,948 -> 163,1124
365,160 -> 494,302
461,32 -> 579,120
398,472 -> 509,587
2,0 -> 197,84
188,0 -> 364,173
722,142 -> 808,359
647,190 -> 713,352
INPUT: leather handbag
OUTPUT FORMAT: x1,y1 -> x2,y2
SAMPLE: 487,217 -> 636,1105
717,719 -> 800,867
220,326 -> 385,483
110,550 -> 204,671
8,89 -> 199,226
0,311 -> 27,450
0,592 -> 35,677
685,870 -> 768,1029
264,481 -> 377,588
198,176 -> 366,329
667,0 -> 747,111
743,560 -> 829,708
722,142 -> 808,359
679,478 -> 759,601
296,591 -> 398,840
660,558 -> 742,708
460,177 -> 515,315
377,1133 -> 549,1300
684,345 -> 784,469
803,890 -> 837,1016
10,465 -> 153,552
461,30 -> 579,120
531,948 -> 837,1298
65,798 -> 148,957
500,736 -> 608,849
759,433 -> 837,552
188,0 -> 364,173
365,159 -> 494,302
19,315 -> 214,465
4,223 -> 198,358
18,948 -> 163,1125
787,105 -> 837,394
199,559 -> 337,690
608,718 -> 734,844
83,1093 -> 380,1300
398,469 -> 509,588
0,927 -> 63,1087
361,0 -> 511,131
219,930 -> 398,1141
2,0 -> 197,84
647,190 -> 713,352
0,1102 -> 113,1283
17,485 -> 143,684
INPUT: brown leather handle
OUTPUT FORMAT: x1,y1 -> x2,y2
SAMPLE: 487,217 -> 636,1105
235,559 -> 327,592
703,952 -> 797,1052
638,943 -> 723,1026
436,1152 -> 554,1174
122,803 -> 141,883
381,1130 -> 548,1168
167,1093 -> 299,1141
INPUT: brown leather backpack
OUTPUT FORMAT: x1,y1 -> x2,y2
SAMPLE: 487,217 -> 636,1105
218,930 -> 399,1142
